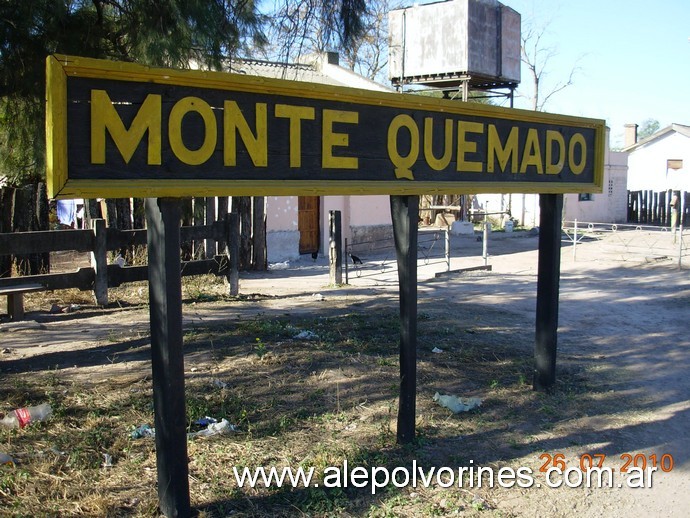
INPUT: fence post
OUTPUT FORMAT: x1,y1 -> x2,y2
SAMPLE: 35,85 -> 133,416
344,237 -> 349,284
226,213 -> 240,296
444,227 -> 450,271
8,292 -> 24,321
205,197 -> 216,258
252,197 -> 267,270
679,194 -> 685,270
0,187 -> 12,278
329,210 -> 342,285
216,197 -> 229,255
36,183 -> 50,272
193,197 -> 205,259
573,219 -> 578,262
483,219 -> 489,267
91,218 -> 108,306
235,197 -> 251,270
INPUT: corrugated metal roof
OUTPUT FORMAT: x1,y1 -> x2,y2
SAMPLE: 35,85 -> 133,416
224,54 -> 393,93
227,58 -> 333,83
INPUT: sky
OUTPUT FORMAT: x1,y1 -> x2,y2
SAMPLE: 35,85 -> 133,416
494,0 -> 690,147
264,0 -> 690,149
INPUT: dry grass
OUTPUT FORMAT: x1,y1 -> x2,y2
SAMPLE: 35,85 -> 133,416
21,271 -> 231,315
1,288 -> 622,517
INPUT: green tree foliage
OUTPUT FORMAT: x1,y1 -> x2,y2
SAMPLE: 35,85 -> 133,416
0,0 -> 365,186
339,0 -> 403,82
637,118 -> 660,140
262,0 -> 367,65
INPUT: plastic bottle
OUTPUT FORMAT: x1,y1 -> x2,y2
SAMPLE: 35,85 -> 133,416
0,403 -> 52,429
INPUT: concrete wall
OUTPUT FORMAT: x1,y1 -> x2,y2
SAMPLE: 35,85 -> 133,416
320,195 -> 391,256
564,152 -> 628,224
349,224 -> 394,253
266,196 -> 300,263
266,230 -> 300,263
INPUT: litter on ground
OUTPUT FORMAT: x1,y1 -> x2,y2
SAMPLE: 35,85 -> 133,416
433,392 -> 482,413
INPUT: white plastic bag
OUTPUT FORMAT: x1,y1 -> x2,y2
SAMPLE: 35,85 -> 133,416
433,392 -> 482,413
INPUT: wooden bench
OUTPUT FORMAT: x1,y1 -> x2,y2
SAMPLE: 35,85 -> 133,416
0,283 -> 46,320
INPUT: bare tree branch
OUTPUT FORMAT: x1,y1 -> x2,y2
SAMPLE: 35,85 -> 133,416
520,18 -> 583,111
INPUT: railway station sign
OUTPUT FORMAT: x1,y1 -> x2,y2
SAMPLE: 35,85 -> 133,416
47,54 -> 605,199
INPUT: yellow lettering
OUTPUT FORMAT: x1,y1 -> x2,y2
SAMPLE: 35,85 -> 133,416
487,125 -> 518,173
568,133 -> 587,174
457,121 -> 484,172
275,104 -> 315,168
322,109 -> 359,169
423,118 -> 453,171
224,101 -> 267,167
387,114 -> 419,180
168,97 -> 217,166
520,128 -> 543,174
545,130 -> 565,175
91,90 -> 161,165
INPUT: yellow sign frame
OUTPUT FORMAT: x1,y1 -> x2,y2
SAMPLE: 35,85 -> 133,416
47,54 -> 605,199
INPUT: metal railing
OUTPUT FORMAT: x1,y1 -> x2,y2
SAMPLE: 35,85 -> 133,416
344,227 -> 452,283
563,220 -> 689,269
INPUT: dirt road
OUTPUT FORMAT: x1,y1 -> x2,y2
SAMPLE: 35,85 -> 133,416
1,231 -> 689,516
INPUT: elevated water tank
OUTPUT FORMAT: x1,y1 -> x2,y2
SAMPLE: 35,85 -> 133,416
388,0 -> 521,89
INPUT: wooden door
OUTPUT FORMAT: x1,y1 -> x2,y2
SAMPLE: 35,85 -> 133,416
298,196 -> 320,254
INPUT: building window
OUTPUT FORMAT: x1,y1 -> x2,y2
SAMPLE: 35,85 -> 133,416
579,193 -> 593,202
608,178 -> 614,196
667,159 -> 683,170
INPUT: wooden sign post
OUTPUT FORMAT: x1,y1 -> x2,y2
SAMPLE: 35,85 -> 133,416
45,54 -> 606,513
390,195 -> 419,443
534,194 -> 564,391
145,198 -> 190,516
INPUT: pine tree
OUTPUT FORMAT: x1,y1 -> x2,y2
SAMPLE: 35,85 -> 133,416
0,0 -> 365,185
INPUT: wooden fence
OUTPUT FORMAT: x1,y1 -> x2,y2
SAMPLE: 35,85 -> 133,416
0,183 -> 51,278
0,216 -> 239,320
627,190 -> 690,226
0,183 -> 267,277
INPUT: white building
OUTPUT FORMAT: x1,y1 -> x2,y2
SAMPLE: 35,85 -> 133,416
562,128 -> 628,224
625,123 -> 690,192
623,123 -> 690,226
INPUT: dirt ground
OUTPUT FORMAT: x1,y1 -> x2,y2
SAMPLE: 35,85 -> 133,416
1,230 -> 689,516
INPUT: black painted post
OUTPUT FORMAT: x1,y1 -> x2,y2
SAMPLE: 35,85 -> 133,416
217,197 -> 229,254
205,197 -> 216,258
145,198 -> 191,517
344,238 -> 349,284
329,210 -> 342,285
252,197 -> 267,270
534,194 -> 563,391
91,218 -> 108,306
390,195 -> 418,444
227,212 -> 240,296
